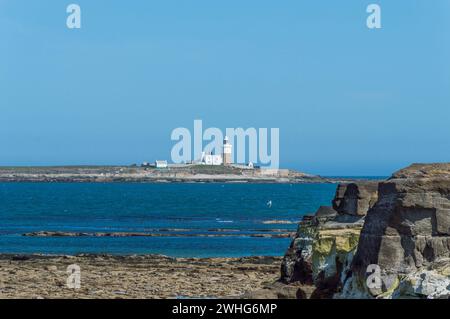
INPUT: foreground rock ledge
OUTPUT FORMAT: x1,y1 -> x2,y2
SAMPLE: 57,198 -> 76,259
0,254 -> 281,299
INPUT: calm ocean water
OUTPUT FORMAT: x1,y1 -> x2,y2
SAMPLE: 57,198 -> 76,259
0,183 -> 339,257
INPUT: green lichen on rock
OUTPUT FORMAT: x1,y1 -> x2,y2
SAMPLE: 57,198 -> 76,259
311,228 -> 362,282
280,181 -> 379,297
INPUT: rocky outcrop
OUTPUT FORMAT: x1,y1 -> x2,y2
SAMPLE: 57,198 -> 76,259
276,164 -> 450,299
340,163 -> 450,299
244,163 -> 450,299
279,181 -> 378,298
333,182 -> 379,216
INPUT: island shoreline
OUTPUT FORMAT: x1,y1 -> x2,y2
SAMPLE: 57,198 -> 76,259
0,165 -> 380,184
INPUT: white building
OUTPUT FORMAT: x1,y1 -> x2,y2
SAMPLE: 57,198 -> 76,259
200,152 -> 223,166
155,160 -> 168,168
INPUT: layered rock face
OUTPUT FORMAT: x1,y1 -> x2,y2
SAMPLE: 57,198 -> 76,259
280,181 -> 378,298
341,163 -> 450,299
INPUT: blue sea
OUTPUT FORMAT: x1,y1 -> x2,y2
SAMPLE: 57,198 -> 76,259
0,183 -> 339,257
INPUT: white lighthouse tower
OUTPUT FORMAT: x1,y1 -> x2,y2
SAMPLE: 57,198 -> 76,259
222,136 -> 232,165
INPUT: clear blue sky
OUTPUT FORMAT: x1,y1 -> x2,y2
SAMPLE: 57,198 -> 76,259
1,0 -> 449,176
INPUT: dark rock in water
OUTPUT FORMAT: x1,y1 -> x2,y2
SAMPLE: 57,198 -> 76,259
332,182 -> 379,216
342,163 -> 450,298
23,230 -> 294,239
11,255 -> 31,261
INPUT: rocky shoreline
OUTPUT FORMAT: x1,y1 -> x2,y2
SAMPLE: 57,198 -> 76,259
0,254 -> 282,299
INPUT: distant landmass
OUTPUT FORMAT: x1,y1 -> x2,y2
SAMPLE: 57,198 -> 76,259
0,165 -> 366,183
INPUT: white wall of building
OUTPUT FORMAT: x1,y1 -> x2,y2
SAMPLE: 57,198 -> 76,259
204,154 -> 223,166
155,160 -> 168,168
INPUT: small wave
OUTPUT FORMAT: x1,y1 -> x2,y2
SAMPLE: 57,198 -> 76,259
261,220 -> 298,225
215,219 -> 234,223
